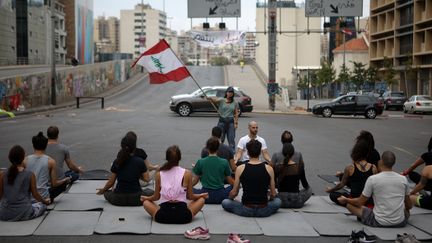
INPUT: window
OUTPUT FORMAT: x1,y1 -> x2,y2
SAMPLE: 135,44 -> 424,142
205,90 -> 218,97
399,5 -> 413,26
399,35 -> 412,54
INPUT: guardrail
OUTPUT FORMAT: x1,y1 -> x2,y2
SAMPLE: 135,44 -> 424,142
76,97 -> 104,109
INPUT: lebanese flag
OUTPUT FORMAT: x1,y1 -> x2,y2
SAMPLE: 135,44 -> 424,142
341,28 -> 353,36
132,39 -> 190,84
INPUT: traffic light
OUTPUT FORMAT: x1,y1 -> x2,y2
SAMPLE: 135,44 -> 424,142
219,22 -> 226,29
203,22 -> 210,29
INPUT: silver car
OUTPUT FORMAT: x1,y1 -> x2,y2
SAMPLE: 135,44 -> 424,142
403,95 -> 432,114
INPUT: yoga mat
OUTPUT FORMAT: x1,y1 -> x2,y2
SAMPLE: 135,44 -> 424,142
34,211 -> 100,235
94,210 -> 151,234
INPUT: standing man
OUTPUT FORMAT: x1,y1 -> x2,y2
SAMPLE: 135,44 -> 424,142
45,126 -> 83,198
234,121 -> 271,166
338,151 -> 412,227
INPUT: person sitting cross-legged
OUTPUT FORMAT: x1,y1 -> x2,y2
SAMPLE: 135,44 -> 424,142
193,137 -> 234,204
222,139 -> 281,217
141,145 -> 208,224
338,151 -> 412,227
409,164 -> 432,210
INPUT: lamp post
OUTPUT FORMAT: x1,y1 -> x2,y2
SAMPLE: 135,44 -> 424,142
268,0 -> 277,111
50,0 -> 56,105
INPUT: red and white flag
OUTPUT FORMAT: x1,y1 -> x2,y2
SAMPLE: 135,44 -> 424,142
341,28 -> 353,36
132,39 -> 190,84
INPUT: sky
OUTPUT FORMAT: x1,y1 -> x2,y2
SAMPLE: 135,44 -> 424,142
93,0 -> 370,33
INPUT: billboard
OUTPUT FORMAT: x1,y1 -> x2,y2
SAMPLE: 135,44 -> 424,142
75,0 -> 94,64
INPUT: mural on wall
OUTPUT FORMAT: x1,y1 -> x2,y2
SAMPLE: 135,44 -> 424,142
75,0 -> 94,64
0,60 -> 138,111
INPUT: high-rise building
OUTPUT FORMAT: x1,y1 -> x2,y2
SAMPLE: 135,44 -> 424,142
328,17 -> 357,62
255,1 -> 321,93
0,0 -> 18,65
59,0 -> 94,64
242,33 -> 256,61
120,4 -> 167,58
94,16 -> 119,54
369,0 -> 432,96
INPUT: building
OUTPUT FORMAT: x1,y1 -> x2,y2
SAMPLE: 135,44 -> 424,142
120,4 -> 167,58
369,0 -> 432,96
0,0 -> 17,65
49,0 -> 67,65
255,1 -> 321,94
242,33 -> 256,61
59,0 -> 94,64
94,16 -> 120,54
328,17 -> 357,62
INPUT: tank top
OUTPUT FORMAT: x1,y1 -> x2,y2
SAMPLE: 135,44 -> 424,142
159,166 -> 187,204
25,154 -> 50,199
0,169 -> 34,221
240,162 -> 270,204
350,163 -> 374,197
276,163 -> 300,193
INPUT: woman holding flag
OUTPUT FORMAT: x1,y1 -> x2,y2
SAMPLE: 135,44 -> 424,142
208,86 -> 239,154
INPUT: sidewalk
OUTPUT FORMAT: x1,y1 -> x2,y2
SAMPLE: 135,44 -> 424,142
225,65 -> 311,115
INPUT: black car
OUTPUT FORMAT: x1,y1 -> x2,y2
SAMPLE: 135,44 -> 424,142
169,86 -> 253,117
381,91 -> 407,110
312,95 -> 384,119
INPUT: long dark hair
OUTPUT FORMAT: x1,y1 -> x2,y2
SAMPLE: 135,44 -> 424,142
224,86 -> 235,103
115,134 -> 137,167
7,145 -> 25,185
282,143 -> 295,165
351,140 -> 369,162
160,145 -> 181,171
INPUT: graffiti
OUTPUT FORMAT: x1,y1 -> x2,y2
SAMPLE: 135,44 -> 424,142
114,61 -> 121,84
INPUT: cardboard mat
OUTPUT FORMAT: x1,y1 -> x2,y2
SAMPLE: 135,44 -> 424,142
0,213 -> 46,236
150,211 -> 206,234
67,180 -> 108,193
301,213 -> 364,236
203,208 -> 263,235
34,211 -> 100,235
53,193 -> 106,211
255,211 -> 319,237
94,210 -> 151,234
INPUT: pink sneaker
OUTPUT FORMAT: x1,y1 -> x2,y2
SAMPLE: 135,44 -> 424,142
227,233 -> 250,243
184,226 -> 210,240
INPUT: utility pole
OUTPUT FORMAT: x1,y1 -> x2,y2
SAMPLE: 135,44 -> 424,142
268,0 -> 277,111
50,0 -> 56,105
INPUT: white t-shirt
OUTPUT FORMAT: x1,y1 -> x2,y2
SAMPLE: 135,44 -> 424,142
362,171 -> 409,226
237,135 -> 268,162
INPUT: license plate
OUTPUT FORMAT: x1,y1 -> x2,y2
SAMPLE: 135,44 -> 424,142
396,100 -> 401,103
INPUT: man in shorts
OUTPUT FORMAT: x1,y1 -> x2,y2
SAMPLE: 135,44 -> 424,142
410,164 -> 432,210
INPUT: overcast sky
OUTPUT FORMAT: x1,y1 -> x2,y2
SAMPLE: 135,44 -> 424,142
93,0 -> 370,33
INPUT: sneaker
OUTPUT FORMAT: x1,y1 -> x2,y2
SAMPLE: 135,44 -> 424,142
395,233 -> 420,243
227,233 -> 250,243
356,230 -> 376,243
348,230 -> 359,243
184,226 -> 210,240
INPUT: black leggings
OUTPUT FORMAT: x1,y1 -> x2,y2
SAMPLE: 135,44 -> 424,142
409,171 -> 432,191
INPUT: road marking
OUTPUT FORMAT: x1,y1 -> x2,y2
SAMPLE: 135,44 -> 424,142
389,145 -> 417,159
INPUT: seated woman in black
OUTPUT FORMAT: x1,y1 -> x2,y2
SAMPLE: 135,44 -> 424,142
274,143 -> 312,208
97,133 -> 152,206
326,140 -> 377,207
403,136 -> 432,191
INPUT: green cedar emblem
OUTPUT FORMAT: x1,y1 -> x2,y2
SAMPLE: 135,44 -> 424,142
151,56 -> 165,73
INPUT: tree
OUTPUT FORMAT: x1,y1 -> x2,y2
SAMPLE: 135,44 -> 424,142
351,61 -> 367,91
297,74 -> 308,90
315,62 -> 335,98
210,56 -> 230,66
337,64 -> 351,85
382,56 -> 397,90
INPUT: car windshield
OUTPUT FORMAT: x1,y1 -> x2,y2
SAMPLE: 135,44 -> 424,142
418,96 -> 432,101
332,96 -> 343,102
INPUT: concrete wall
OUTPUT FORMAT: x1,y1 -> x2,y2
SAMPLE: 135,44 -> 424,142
0,59 -> 139,111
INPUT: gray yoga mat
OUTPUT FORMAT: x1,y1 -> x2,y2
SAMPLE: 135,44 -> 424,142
292,196 -> 341,213
94,210 -> 151,234
53,193 -> 106,211
301,213 -> 364,236
34,211 -> 101,235
150,211 -> 206,234
255,211 -> 319,237
319,196 -> 351,214
410,206 -> 432,215
365,224 -> 432,241
80,169 -> 111,180
103,203 -> 143,212
67,180 -> 108,193
203,208 -> 263,235
0,212 -> 47,236
408,214 -> 432,234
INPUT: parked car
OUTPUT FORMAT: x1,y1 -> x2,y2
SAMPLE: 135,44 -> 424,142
312,94 -> 384,119
403,95 -> 432,114
169,86 -> 253,117
381,91 -> 407,110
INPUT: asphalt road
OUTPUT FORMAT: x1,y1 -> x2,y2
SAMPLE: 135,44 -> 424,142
1,66 -> 431,242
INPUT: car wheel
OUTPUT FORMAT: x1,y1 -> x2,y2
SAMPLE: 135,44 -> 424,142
177,103 -> 192,117
237,103 -> 243,117
403,106 -> 408,113
384,103 -> 388,110
365,108 -> 377,119
322,107 -> 332,118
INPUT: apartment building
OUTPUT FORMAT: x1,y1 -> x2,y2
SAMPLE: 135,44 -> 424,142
369,0 -> 432,96
120,4 -> 167,58
94,16 -> 120,54
242,33 -> 256,61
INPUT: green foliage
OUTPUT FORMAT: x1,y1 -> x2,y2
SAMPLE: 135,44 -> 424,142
297,74 -> 308,90
337,64 -> 351,85
351,61 -> 367,90
366,66 -> 379,83
210,56 -> 230,66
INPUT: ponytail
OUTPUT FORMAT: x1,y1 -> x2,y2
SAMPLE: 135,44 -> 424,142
7,145 -> 25,185
115,135 -> 136,167
281,143 -> 295,165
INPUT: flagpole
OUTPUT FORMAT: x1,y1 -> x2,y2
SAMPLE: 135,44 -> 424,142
163,40 -> 222,117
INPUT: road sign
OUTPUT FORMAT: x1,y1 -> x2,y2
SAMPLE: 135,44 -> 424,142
267,83 -> 279,95
305,0 -> 363,17
187,0 -> 241,18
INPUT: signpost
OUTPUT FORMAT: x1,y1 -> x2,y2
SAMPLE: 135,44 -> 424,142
305,0 -> 363,17
187,0 -> 241,18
